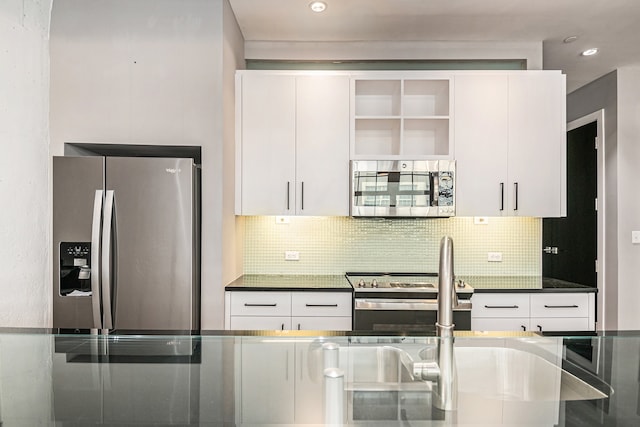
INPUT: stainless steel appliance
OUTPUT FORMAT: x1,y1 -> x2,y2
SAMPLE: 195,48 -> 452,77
53,156 -> 200,332
346,273 -> 472,332
350,160 -> 455,217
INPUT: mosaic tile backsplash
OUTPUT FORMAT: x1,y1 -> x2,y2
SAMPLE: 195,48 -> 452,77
243,216 -> 541,276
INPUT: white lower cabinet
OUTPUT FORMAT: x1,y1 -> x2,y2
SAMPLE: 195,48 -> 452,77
471,292 -> 595,332
225,290 -> 353,331
236,339 -> 333,424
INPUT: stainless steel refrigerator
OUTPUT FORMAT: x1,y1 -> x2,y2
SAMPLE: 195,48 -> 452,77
53,156 -> 200,332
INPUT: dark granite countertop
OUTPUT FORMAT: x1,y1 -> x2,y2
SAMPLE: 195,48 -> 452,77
225,274 -> 353,291
1,329 -> 639,426
462,275 -> 597,293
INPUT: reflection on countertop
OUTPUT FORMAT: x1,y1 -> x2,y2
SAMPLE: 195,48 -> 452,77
0,329 -> 638,425
462,275 -> 597,293
225,274 -> 353,291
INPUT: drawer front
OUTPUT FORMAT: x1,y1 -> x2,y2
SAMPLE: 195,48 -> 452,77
530,317 -> 591,332
230,292 -> 291,316
230,316 -> 292,331
530,293 -> 589,318
292,316 -> 352,331
471,317 -> 530,332
471,293 -> 530,318
291,292 -> 352,317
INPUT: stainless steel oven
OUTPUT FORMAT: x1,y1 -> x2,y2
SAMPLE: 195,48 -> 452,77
346,273 -> 472,332
350,160 -> 455,217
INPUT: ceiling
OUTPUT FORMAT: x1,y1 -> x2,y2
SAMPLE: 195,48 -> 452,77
229,0 -> 640,93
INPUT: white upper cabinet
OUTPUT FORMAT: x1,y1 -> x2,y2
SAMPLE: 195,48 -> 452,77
507,72 -> 566,217
454,71 -> 566,217
351,75 -> 452,159
236,72 -> 350,216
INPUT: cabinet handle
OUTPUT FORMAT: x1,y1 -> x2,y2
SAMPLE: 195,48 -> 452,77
537,325 -> 543,332
514,182 -> 519,211
281,323 -> 285,330
244,303 -> 277,307
544,304 -> 579,308
500,182 -> 504,211
485,305 -> 519,309
301,181 -> 304,210
305,304 -> 338,307
297,323 -> 301,330
521,325 -> 527,331
286,182 -> 290,210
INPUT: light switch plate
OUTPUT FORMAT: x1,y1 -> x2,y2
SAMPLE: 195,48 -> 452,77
632,231 -> 640,244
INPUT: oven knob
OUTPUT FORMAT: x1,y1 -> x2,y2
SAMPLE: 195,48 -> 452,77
371,279 -> 378,288
358,279 -> 365,288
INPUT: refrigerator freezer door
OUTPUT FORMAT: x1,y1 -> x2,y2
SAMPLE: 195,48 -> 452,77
53,156 -> 105,329
105,157 -> 197,330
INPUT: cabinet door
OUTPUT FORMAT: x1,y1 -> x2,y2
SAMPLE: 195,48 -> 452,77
239,340 -> 295,423
292,316 -> 353,331
508,73 -> 566,217
230,316 -> 292,331
454,74 -> 509,216
239,74 -> 296,215
296,76 -> 350,215
471,317 -> 530,332
530,317 -> 590,332
471,293 -> 530,318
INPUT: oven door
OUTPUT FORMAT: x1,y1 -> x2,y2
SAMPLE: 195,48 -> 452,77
354,298 -> 471,332
350,160 -> 455,217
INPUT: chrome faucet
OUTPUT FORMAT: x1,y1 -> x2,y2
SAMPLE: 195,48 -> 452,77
435,236 -> 457,411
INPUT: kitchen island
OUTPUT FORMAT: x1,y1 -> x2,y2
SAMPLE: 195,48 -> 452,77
0,328 -> 637,426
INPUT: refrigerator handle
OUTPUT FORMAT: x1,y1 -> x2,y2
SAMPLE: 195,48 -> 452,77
91,190 -> 104,329
101,190 -> 116,330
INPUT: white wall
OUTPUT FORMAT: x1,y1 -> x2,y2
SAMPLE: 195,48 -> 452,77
50,0 -> 244,329
0,1 -> 52,327
614,66 -> 640,329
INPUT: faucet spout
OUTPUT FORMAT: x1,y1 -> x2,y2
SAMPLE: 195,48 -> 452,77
435,236 -> 457,411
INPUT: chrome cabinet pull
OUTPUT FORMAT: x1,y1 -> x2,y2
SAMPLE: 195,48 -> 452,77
305,304 -> 338,307
544,304 -> 579,308
301,181 -> 304,210
500,182 -> 504,211
485,305 -> 519,309
244,303 -> 277,307
514,182 -> 519,211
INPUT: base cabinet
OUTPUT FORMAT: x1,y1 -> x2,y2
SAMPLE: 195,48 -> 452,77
471,292 -> 595,332
225,291 -> 353,331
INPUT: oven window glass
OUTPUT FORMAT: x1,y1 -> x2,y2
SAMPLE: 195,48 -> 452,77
354,171 -> 431,208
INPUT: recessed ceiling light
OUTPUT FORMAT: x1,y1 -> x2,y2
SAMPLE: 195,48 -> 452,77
309,1 -> 327,13
581,48 -> 599,56
563,36 -> 578,44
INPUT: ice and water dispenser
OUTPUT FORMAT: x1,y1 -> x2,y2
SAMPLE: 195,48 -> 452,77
59,242 -> 92,296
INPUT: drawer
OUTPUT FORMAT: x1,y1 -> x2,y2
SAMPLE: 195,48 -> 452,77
291,292 -> 352,317
471,317 -> 530,332
291,316 -> 352,331
530,317 -> 591,332
230,292 -> 291,316
230,316 -> 292,331
530,293 -> 589,318
471,293 -> 530,318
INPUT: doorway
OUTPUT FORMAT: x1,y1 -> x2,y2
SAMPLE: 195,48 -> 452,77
542,110 -> 605,329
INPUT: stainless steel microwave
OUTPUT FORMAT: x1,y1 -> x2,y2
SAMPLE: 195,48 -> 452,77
350,160 -> 455,217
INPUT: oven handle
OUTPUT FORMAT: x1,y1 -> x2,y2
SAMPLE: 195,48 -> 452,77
355,299 -> 471,311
